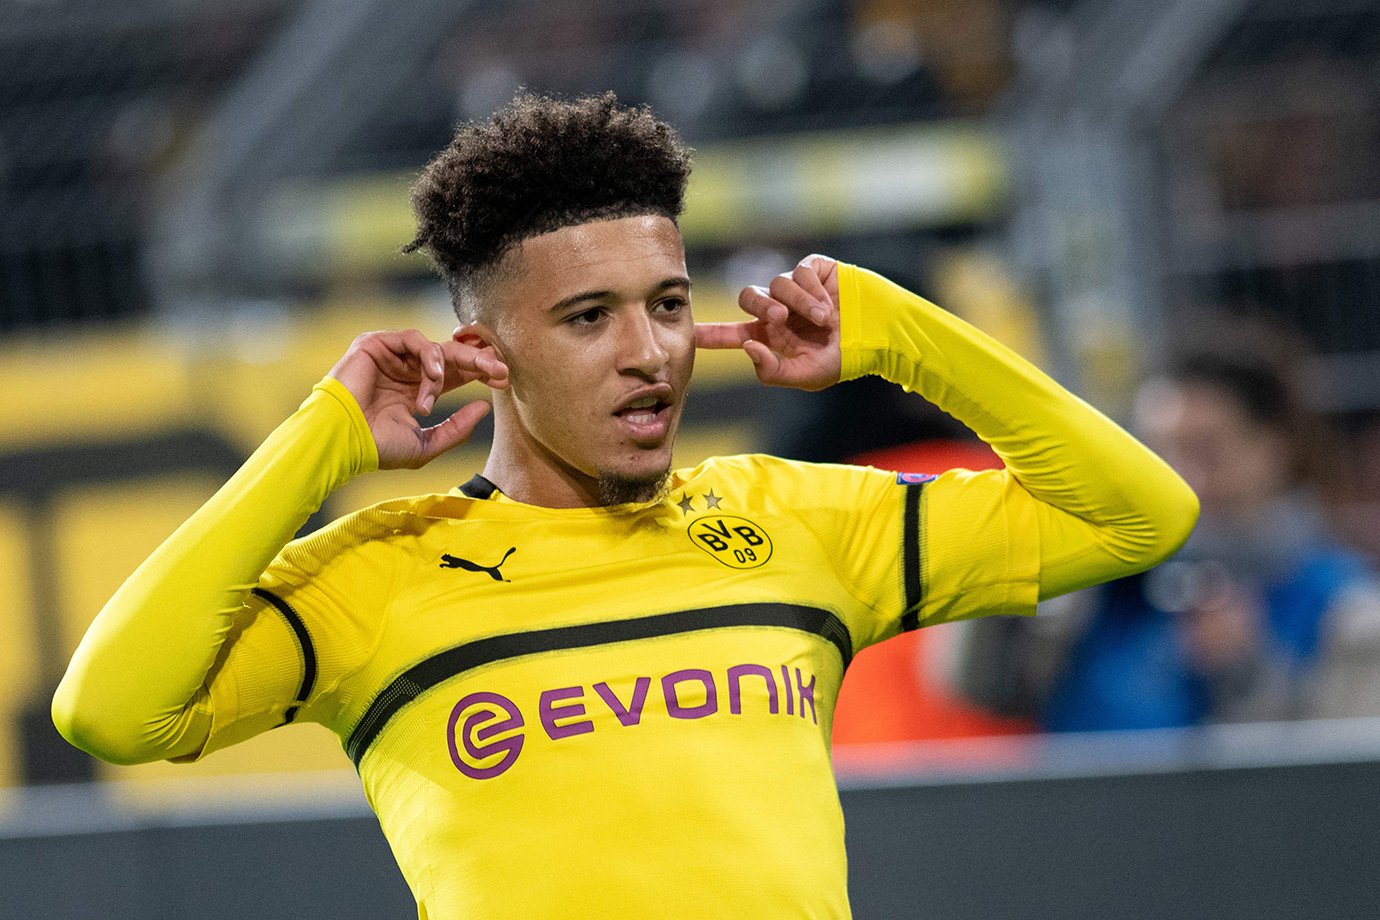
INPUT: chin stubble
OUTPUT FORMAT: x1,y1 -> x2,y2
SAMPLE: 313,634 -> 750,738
596,469 -> 671,506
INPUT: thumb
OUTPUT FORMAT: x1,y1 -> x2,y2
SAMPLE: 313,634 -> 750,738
418,400 -> 491,464
743,339 -> 782,382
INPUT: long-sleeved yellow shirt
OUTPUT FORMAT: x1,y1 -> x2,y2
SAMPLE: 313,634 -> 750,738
54,263 -> 1197,918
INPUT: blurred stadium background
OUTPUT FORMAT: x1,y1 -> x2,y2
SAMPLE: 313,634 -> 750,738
2,0 -> 1378,917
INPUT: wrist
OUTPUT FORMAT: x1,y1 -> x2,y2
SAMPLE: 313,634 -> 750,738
837,262 -> 928,384
837,262 -> 869,382
310,376 -> 381,476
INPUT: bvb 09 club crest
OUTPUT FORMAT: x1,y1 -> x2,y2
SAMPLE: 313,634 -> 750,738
688,515 -> 773,569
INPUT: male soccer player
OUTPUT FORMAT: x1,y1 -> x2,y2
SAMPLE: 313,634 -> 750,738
54,93 -> 1197,918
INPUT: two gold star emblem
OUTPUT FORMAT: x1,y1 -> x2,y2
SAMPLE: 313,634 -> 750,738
676,489 -> 722,514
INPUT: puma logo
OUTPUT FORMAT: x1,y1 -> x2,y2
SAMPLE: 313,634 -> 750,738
439,547 -> 517,582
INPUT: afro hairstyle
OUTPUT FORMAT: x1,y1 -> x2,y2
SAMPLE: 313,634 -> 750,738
403,91 -> 693,320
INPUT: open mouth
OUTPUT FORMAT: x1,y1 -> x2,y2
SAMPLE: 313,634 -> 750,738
614,395 -> 670,425
613,388 -> 675,444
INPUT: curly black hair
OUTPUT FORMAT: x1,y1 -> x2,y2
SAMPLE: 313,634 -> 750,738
404,91 -> 693,320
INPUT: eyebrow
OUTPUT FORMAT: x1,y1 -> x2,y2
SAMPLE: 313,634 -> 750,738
545,276 -> 692,314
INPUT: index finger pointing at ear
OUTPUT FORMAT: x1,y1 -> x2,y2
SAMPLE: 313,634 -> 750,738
440,339 -> 510,389
695,322 -> 755,350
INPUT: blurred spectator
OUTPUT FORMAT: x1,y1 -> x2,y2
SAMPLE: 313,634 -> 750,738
957,318 -> 1380,730
1330,410 -> 1380,568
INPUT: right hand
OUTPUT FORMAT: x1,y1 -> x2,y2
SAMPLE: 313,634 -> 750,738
328,329 -> 509,470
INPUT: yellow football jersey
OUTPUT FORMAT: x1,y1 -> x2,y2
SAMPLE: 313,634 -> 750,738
204,452 -> 1036,918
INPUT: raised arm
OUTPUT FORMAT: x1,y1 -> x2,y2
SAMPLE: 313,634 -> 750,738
52,331 -> 507,764
697,255 -> 1198,604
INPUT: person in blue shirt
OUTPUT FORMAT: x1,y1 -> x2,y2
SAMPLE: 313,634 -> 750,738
959,327 -> 1380,730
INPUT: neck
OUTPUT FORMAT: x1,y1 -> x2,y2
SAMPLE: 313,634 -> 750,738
481,408 -> 604,508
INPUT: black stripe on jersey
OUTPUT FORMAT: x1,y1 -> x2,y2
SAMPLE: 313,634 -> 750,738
344,603 -> 853,767
251,587 -> 317,724
900,482 -> 925,632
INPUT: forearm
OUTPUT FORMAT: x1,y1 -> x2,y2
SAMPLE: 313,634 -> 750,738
838,263 -> 1198,598
52,377 -> 377,763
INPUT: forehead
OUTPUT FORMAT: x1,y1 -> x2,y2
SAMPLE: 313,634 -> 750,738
498,214 -> 687,302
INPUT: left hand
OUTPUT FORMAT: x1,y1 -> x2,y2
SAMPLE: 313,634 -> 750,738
695,254 -> 842,391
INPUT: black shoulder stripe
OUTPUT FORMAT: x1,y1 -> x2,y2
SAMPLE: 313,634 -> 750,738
252,587 -> 317,724
344,603 -> 852,768
900,481 -> 925,632
458,474 -> 500,499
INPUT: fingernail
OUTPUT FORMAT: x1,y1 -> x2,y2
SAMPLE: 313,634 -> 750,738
422,396 -> 435,415
812,306 -> 830,324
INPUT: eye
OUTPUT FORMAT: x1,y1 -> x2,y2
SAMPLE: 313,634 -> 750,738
653,297 -> 688,315
567,307 -> 606,326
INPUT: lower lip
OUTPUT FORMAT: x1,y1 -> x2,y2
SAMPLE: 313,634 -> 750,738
615,407 -> 671,445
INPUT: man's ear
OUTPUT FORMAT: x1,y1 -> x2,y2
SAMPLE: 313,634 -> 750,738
453,322 -> 505,364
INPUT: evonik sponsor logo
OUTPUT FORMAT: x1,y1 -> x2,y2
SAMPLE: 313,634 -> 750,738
447,662 -> 818,779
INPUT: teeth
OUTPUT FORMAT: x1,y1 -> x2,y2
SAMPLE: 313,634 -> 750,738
627,396 -> 658,409
626,412 -> 656,424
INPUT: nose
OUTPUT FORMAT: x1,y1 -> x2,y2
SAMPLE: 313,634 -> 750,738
617,309 -> 669,377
